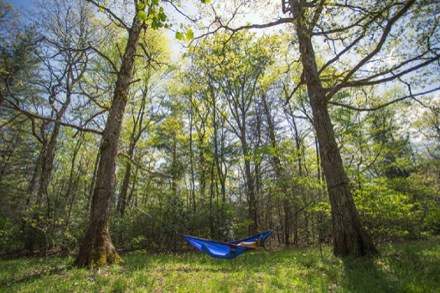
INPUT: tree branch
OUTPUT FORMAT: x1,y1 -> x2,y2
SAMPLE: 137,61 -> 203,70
340,56 -> 439,88
165,0 -> 200,23
118,153 -> 171,178
327,0 -> 416,100
193,17 -> 295,44
86,0 -> 129,31
2,99 -> 103,135
328,87 -> 439,112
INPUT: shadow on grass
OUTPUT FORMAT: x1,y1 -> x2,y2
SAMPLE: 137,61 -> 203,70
341,240 -> 440,292
341,256 -> 400,292
0,264 -> 70,288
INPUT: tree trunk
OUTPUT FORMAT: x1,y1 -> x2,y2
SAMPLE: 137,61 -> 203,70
64,139 -> 82,229
117,160 -> 131,217
211,89 -> 226,203
37,62 -> 74,214
295,7 -> 377,257
118,77 -> 150,217
261,94 -> 292,245
127,165 -> 139,207
117,142 -> 136,217
74,15 -> 144,268
311,103 -> 377,256
243,139 -> 258,234
36,122 -> 60,214
189,109 -> 196,212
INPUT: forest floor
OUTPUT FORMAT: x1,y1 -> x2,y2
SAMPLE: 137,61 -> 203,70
0,238 -> 439,292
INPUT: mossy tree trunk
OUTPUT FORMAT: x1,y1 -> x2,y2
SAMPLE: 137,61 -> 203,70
74,14 -> 144,268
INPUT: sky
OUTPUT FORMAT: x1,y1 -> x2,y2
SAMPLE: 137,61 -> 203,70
6,0 -> 438,102
7,0 -> 38,25
4,0 -> 274,62
8,0 -> 32,10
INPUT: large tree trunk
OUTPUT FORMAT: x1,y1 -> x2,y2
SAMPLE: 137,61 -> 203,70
311,102 -> 377,256
295,7 -> 377,257
74,15 -> 144,268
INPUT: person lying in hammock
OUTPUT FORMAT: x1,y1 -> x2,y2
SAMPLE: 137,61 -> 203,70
237,235 -> 265,248
183,231 -> 272,259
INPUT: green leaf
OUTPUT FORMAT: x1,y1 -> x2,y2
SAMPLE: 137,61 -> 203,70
152,0 -> 159,5
201,0 -> 211,3
137,10 -> 147,22
186,29 -> 194,40
159,11 -> 167,22
176,32 -> 185,40
136,2 -> 145,10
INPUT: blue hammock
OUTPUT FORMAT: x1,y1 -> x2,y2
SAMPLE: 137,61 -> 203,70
183,231 -> 272,259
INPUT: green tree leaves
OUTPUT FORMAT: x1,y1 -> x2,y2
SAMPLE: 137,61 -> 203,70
175,29 -> 194,41
136,0 -> 206,35
136,1 -> 169,29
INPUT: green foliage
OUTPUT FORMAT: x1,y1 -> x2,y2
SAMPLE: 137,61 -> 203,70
128,235 -> 147,250
1,239 -> 439,292
137,0 -> 207,31
175,29 -> 194,41
354,176 -> 440,241
135,0 -> 168,29
0,217 -> 21,251
175,31 -> 185,40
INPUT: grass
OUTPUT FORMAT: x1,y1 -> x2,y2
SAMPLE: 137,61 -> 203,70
0,238 -> 439,292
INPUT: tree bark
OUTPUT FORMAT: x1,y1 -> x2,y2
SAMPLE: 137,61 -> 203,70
242,137 -> 258,234
311,102 -> 376,256
117,158 -> 131,217
118,80 -> 151,217
261,94 -> 292,245
74,15 -> 144,268
189,109 -> 196,212
295,5 -> 377,256
64,138 -> 82,229
211,89 -> 227,203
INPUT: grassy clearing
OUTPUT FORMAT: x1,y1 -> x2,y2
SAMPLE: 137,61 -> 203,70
1,238 -> 439,292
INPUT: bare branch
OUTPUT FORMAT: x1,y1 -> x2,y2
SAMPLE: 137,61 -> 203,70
329,87 -> 440,112
88,43 -> 119,73
165,0 -> 200,23
118,153 -> 171,178
221,17 -> 295,33
2,100 -> 103,135
340,56 -> 439,89
327,0 -> 416,100
193,17 -> 295,43
86,0 -> 129,31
